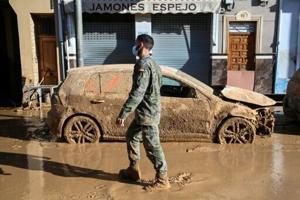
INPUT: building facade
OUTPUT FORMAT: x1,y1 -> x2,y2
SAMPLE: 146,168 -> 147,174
63,0 -> 278,94
64,0 -> 220,85
212,0 -> 278,94
0,0 -> 283,107
0,0 -> 61,105
9,0 -> 60,86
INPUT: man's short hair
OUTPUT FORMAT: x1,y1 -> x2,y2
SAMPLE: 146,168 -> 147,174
137,34 -> 154,50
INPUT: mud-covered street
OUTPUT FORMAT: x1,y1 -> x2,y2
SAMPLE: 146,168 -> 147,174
1,108 -> 300,200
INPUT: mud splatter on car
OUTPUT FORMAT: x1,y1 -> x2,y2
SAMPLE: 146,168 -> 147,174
47,64 -> 276,144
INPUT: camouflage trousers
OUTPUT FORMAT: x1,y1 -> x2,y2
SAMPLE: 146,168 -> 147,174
126,120 -> 168,173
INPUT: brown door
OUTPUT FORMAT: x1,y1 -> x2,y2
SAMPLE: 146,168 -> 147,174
228,32 -> 256,71
38,36 -> 58,85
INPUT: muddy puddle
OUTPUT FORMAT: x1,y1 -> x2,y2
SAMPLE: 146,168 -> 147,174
0,108 -> 300,200
0,108 -> 56,142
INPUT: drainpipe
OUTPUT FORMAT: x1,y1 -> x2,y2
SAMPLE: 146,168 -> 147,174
75,0 -> 84,67
296,4 -> 300,70
274,0 -> 282,94
54,0 -> 66,81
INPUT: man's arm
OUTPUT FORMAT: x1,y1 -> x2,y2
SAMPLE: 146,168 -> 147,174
118,64 -> 150,120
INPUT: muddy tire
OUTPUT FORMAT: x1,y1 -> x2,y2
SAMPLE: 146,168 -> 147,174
63,115 -> 100,144
256,108 -> 275,136
218,117 -> 256,144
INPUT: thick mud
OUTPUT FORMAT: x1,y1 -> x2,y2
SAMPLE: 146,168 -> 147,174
0,108 -> 300,200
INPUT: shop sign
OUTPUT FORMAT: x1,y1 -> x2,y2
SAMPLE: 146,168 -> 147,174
229,22 -> 256,33
64,0 -> 221,14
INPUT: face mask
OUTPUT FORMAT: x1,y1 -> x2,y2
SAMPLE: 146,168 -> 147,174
132,45 -> 140,57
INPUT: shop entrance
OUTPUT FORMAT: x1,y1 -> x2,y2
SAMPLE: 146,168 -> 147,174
82,14 -> 135,65
33,15 -> 58,85
227,22 -> 256,90
152,14 -> 212,84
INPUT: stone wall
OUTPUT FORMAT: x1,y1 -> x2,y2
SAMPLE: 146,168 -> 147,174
211,55 -> 274,94
211,56 -> 227,86
254,57 -> 274,94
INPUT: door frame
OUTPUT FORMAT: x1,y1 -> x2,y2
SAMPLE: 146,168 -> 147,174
32,14 -> 60,84
223,15 -> 263,54
38,35 -> 58,84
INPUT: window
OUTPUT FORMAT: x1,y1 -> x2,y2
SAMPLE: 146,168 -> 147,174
160,76 -> 197,98
84,73 -> 101,95
100,72 -> 132,94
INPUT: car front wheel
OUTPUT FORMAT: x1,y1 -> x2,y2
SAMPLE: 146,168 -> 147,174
218,117 -> 256,144
63,115 -> 101,144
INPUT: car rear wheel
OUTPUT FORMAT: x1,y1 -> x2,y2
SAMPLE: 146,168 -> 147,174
63,115 -> 100,144
218,117 -> 256,144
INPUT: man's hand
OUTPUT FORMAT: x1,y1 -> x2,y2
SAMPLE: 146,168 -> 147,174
116,118 -> 125,127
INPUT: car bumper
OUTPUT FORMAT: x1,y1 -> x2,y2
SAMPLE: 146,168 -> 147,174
47,104 -> 65,136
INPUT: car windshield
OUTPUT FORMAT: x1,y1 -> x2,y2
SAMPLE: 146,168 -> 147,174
176,70 -> 213,93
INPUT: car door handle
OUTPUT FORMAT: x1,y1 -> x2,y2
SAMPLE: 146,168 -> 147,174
90,99 -> 105,104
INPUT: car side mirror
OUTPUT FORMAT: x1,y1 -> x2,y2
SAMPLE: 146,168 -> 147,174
189,88 -> 198,98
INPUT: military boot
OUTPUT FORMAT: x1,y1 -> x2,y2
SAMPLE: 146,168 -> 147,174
144,172 -> 171,191
119,163 -> 141,182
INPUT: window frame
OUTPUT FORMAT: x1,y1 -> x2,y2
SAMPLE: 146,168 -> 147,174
161,74 -> 198,99
99,71 -> 132,94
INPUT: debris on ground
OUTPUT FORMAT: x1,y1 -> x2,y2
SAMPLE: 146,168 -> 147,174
26,120 -> 57,142
186,145 -> 220,153
169,172 -> 193,187
141,172 -> 193,190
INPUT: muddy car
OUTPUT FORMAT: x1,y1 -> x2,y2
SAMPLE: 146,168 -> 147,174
47,64 -> 276,144
283,68 -> 300,121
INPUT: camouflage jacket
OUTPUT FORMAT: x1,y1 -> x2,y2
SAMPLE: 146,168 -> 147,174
118,56 -> 162,125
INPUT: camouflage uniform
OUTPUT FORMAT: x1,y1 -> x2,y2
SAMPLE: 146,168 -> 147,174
118,55 -> 167,174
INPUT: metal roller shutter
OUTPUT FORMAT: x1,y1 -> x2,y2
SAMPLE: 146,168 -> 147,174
83,14 -> 135,66
152,14 -> 212,83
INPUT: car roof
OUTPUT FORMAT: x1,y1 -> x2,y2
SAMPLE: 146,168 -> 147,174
68,64 -> 178,74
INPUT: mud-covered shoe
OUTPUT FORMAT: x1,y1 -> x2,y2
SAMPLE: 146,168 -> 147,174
119,166 -> 141,182
144,172 -> 171,191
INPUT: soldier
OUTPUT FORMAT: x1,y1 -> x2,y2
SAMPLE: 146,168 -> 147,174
116,34 -> 170,191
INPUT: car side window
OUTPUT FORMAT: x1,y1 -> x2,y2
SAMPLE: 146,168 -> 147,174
161,76 -> 197,98
100,72 -> 132,94
84,73 -> 101,96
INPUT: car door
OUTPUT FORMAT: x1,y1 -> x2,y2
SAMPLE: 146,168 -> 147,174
84,70 -> 133,139
160,76 -> 211,141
